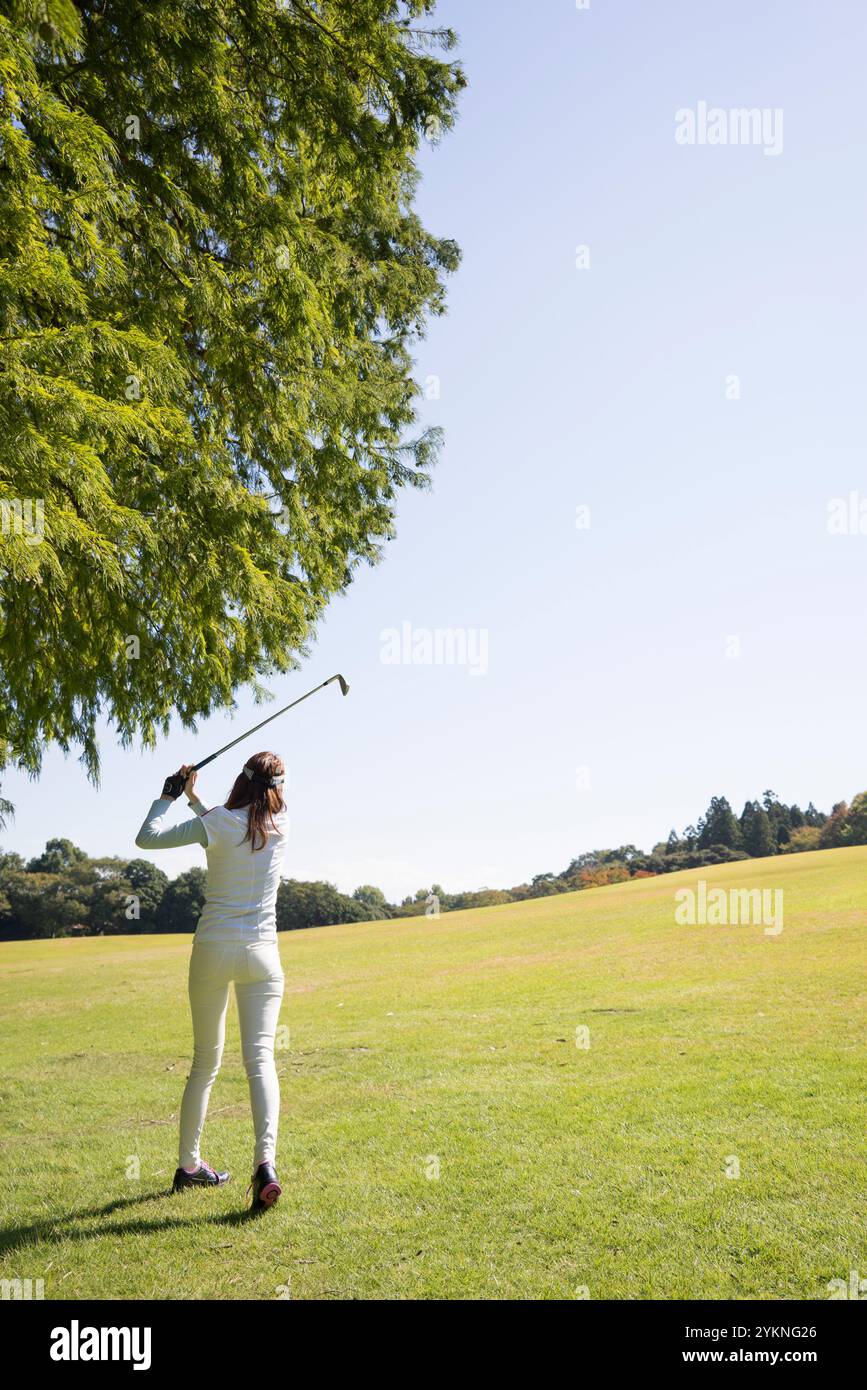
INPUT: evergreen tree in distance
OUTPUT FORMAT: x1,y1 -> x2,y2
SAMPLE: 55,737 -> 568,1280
740,800 -> 776,857
697,796 -> 743,851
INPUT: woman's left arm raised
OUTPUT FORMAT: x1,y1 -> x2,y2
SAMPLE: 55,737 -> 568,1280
134,765 -> 209,849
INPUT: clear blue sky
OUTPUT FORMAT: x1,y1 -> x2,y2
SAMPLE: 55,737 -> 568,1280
5,0 -> 867,899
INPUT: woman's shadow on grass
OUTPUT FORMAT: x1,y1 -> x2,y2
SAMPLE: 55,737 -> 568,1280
0,1187 -> 266,1257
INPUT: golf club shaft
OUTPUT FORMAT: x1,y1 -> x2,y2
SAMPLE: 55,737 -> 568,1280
192,675 -> 347,772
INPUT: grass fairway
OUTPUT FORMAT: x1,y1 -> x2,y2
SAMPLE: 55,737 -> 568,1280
1,847 -> 864,1301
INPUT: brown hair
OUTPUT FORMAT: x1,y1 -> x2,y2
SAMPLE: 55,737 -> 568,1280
224,751 -> 286,851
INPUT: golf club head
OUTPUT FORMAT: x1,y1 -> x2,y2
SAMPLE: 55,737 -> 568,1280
332,673 -> 349,696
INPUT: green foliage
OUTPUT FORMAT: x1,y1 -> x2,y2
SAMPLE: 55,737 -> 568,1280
450,887 -> 516,909
819,802 -> 849,849
0,785 -> 851,940
351,883 -> 392,918
697,796 -> 742,851
740,800 -> 776,858
89,872 -> 136,934
276,877 -> 367,931
0,849 -> 94,935
125,858 -> 169,930
158,866 -> 208,933
782,825 -> 822,853
838,791 -> 867,846
26,836 -> 88,873
0,840 -> 385,937
0,0 -> 463,797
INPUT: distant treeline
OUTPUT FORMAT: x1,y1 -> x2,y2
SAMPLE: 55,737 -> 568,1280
2,789 -> 866,941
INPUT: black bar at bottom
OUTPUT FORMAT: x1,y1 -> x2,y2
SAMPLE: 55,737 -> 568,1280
5,1296 -> 862,1374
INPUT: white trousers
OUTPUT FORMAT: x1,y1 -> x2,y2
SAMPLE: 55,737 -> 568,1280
179,939 -> 285,1171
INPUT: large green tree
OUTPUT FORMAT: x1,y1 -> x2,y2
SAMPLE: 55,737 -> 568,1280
0,0 -> 462,803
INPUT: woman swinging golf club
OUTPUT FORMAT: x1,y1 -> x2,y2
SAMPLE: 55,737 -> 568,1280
135,751 -> 287,1214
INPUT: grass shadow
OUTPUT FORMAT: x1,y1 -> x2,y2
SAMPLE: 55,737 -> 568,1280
0,1186 -> 263,1257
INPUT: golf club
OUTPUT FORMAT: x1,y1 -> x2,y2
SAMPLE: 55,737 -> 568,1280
161,674 -> 349,799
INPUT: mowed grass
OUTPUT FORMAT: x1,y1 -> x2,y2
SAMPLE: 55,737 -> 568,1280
1,846 -> 865,1301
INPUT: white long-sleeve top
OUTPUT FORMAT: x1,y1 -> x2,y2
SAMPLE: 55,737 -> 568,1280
135,795 -> 210,850
135,796 -> 289,941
